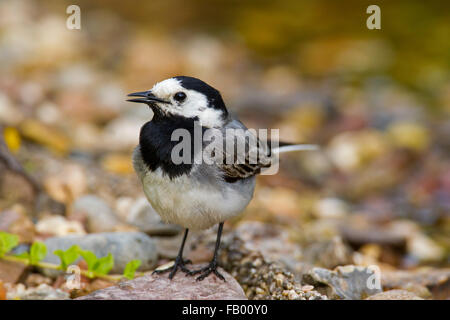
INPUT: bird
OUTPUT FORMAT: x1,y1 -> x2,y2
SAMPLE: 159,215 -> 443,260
128,76 -> 317,281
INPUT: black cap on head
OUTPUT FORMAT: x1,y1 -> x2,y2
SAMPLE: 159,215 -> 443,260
174,76 -> 228,117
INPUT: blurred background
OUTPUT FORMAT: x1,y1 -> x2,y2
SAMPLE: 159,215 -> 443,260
0,0 -> 449,299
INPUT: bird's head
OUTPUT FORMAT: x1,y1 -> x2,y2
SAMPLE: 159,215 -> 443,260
127,76 -> 228,128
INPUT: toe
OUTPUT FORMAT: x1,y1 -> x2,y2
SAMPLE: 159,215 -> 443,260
214,270 -> 226,281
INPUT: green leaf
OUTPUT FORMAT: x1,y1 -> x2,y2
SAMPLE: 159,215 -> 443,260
54,245 -> 80,270
77,249 -> 114,277
29,241 -> 47,265
78,249 -> 98,272
0,231 -> 19,257
123,259 -> 141,280
93,253 -> 114,276
14,252 -> 29,259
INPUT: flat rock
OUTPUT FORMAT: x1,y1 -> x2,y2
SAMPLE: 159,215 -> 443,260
76,265 -> 246,300
303,265 -> 382,299
42,232 -> 157,276
340,225 -> 407,248
382,268 -> 450,288
366,289 -> 423,300
382,268 -> 450,300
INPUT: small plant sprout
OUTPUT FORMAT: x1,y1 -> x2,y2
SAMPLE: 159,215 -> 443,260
0,231 -> 143,282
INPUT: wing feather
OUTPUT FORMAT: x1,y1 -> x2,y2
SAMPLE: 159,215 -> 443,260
211,119 -> 272,181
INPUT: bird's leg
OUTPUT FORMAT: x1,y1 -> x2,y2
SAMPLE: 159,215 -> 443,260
153,228 -> 192,279
187,222 -> 226,282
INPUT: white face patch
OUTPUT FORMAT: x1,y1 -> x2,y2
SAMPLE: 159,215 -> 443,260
149,78 -> 225,128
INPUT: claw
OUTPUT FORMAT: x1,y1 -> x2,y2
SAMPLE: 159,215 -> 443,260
153,258 -> 192,279
188,261 -> 226,282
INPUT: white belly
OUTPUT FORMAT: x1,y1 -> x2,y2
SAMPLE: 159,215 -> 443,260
139,167 -> 253,230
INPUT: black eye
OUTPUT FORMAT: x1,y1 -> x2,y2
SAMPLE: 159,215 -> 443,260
173,91 -> 186,102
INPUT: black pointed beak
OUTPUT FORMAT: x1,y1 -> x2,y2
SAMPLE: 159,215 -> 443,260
126,91 -> 169,104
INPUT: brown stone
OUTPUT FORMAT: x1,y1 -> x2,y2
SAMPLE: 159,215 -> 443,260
0,206 -> 35,243
76,265 -> 246,300
24,273 -> 53,287
366,290 -> 423,300
382,269 -> 450,300
0,260 -> 28,284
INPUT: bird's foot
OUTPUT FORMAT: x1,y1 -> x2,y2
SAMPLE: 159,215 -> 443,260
153,257 -> 192,279
187,260 -> 225,282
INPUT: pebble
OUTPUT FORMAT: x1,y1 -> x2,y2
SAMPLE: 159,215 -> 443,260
71,195 -> 122,233
366,289 -> 423,300
43,164 -> 87,204
287,289 -> 300,299
36,215 -> 86,236
0,93 -> 24,125
407,233 -> 445,262
6,284 -> 69,300
301,285 -> 314,292
327,130 -> 388,172
102,117 -> 143,151
387,122 -> 430,152
101,153 -> 134,175
24,273 -> 53,287
19,119 -> 70,155
302,236 -> 354,269
314,197 -> 349,219
274,274 -> 285,286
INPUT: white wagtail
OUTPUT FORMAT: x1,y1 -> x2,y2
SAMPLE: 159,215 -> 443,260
128,76 -> 317,281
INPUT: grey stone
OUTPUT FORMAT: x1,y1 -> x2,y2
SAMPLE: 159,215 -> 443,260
127,197 -> 181,236
72,195 -> 121,233
303,265 -> 382,299
340,224 -> 407,249
302,236 -> 354,270
154,233 -> 191,259
76,265 -> 247,300
42,232 -> 157,276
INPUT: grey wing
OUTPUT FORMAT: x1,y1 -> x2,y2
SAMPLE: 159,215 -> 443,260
216,119 -> 272,181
